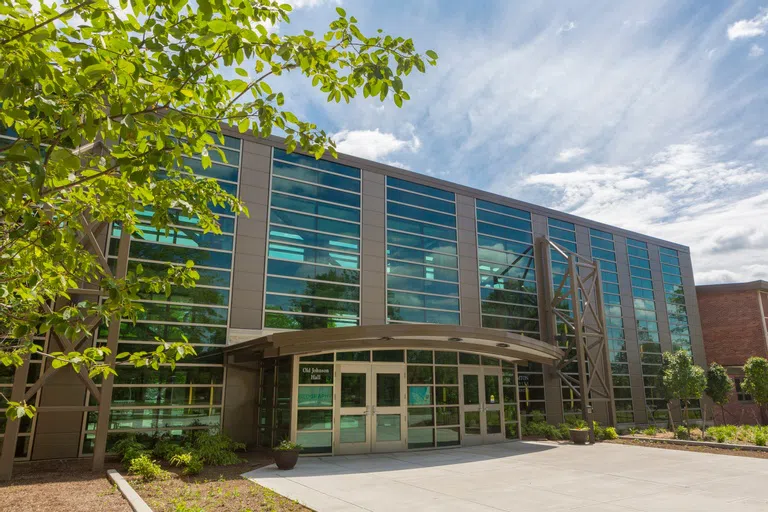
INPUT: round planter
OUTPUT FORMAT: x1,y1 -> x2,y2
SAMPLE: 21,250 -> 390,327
273,449 -> 300,470
569,428 -> 589,445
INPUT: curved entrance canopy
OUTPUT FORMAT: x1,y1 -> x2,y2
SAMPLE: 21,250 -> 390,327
225,324 -> 562,365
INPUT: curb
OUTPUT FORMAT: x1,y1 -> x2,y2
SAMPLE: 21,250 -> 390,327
107,469 -> 153,512
618,435 -> 768,453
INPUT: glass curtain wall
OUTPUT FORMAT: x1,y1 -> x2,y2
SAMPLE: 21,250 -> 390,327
626,239 -> 666,423
548,218 -> 582,421
475,200 -> 538,335
385,177 -> 460,324
589,229 -> 633,423
474,200 -> 542,424
659,247 -> 700,420
81,134 -> 241,453
264,149 -> 362,329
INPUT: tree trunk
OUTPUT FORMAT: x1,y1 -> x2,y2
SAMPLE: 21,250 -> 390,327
667,401 -> 675,430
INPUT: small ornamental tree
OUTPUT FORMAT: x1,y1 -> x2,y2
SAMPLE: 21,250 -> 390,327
705,362 -> 733,425
742,357 -> 768,425
0,0 -> 438,421
661,350 -> 706,429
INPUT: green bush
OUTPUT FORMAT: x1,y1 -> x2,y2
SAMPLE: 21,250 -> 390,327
642,426 -> 657,436
522,421 -> 564,440
128,454 -> 167,481
170,452 -> 204,476
153,439 -> 185,461
112,435 -> 149,464
755,431 -> 767,447
183,429 -> 246,466
592,421 -> 605,439
675,426 -> 689,440
602,427 -> 619,440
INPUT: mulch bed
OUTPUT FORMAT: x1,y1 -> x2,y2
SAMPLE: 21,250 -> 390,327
1,451 -> 310,512
607,438 -> 768,459
127,451 -> 311,512
0,458 -> 129,512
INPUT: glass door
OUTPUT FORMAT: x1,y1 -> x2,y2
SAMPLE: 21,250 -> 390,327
334,365 -> 371,455
371,365 -> 406,453
460,366 -> 505,445
483,367 -> 505,443
460,368 -> 483,446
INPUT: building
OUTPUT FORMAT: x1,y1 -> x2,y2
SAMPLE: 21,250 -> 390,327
0,130 -> 707,462
696,281 -> 768,425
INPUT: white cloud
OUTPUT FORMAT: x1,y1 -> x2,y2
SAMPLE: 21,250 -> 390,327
727,9 -> 768,40
521,136 -> 768,284
557,21 -> 576,34
754,137 -> 768,146
333,128 -> 421,161
555,147 -> 590,163
749,44 -> 765,57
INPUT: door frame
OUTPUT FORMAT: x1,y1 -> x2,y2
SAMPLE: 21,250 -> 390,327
370,364 -> 407,453
459,366 -> 506,445
334,363 -> 372,455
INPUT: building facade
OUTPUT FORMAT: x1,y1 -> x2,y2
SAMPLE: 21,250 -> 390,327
697,281 -> 768,425
0,131 -> 706,461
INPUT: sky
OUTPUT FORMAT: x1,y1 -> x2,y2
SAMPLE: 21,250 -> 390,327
268,0 -> 768,285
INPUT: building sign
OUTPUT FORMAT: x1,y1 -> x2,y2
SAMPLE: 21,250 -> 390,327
299,364 -> 333,384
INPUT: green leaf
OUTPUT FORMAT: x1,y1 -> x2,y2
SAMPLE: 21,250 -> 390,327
336,7 -> 346,17
83,63 -> 111,79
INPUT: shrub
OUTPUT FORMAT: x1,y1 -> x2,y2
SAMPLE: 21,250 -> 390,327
274,439 -> 303,451
571,419 -> 588,430
642,426 -> 657,436
184,429 -> 246,466
170,452 -> 204,476
128,454 -> 167,481
602,427 -> 619,440
154,439 -> 185,461
675,426 -> 689,440
113,435 -> 149,464
755,431 -> 767,447
592,421 -> 605,440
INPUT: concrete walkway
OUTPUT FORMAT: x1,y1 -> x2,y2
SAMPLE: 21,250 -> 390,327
243,441 -> 768,511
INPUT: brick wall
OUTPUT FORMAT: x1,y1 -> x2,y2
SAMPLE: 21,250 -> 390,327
697,290 -> 767,366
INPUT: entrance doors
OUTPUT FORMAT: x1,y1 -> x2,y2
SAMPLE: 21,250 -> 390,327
334,364 -> 406,454
460,366 -> 505,445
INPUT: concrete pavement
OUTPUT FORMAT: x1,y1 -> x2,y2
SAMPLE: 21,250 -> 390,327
243,441 -> 768,511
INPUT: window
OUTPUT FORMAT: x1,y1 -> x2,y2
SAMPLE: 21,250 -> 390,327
735,378 -> 753,402
386,178 -> 459,325
266,149 -> 363,329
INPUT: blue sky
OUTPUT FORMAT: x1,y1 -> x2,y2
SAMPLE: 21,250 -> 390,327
270,0 -> 768,284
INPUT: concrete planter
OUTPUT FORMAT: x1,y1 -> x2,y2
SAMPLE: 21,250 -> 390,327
569,429 -> 589,445
273,449 -> 301,470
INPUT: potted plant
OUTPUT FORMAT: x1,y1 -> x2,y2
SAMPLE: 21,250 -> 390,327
272,439 -> 303,470
568,419 -> 590,445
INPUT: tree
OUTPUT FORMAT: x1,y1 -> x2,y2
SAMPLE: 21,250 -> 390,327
660,350 -> 706,430
0,0 -> 437,422
742,357 -> 768,425
705,362 -> 733,425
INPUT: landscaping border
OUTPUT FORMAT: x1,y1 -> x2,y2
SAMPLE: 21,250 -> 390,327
106,469 -> 153,512
619,435 -> 768,453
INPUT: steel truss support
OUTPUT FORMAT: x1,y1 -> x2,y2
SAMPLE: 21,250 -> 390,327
0,217 -> 130,480
539,237 -> 616,443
